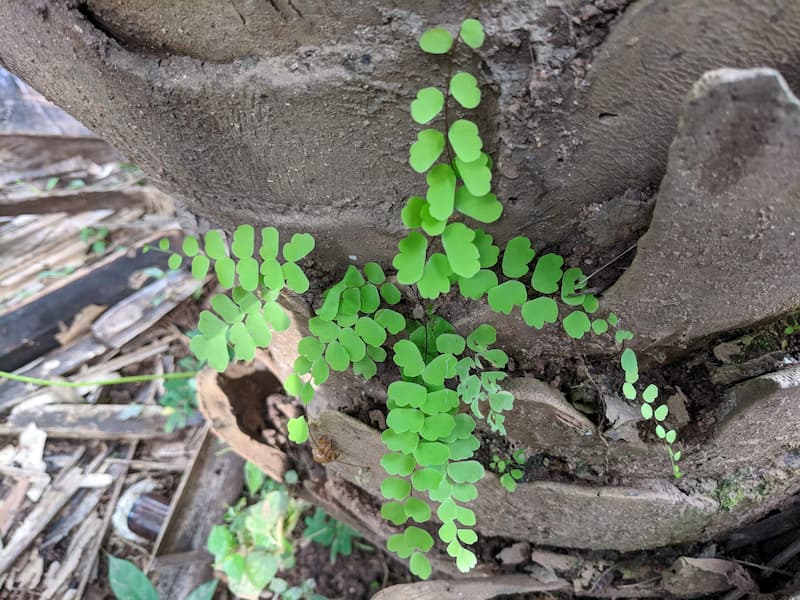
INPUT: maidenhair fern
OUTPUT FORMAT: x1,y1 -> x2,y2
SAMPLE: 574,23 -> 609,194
156,16 -> 683,581
153,227 -> 314,372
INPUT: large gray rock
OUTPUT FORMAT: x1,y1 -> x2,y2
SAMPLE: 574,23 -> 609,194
2,2 -> 800,271
604,68 -> 800,355
699,365 -> 800,476
315,410 -> 718,552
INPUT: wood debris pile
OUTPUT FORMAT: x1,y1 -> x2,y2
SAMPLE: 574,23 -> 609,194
0,68 -> 244,598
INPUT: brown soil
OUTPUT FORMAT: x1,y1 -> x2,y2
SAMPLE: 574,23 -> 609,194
285,530 -> 411,600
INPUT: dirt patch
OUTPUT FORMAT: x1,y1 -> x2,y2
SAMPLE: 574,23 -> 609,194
216,367 -> 283,440
286,530 -> 410,600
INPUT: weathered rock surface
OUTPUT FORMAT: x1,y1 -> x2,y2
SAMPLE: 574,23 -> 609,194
1,1 -> 799,272
196,359 -> 800,557
502,376 -> 668,477
604,68 -> 800,355
699,365 -> 800,476
316,410 -> 718,552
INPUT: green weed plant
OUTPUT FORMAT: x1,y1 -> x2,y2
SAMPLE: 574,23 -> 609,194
207,463 -> 325,599
152,18 -> 682,580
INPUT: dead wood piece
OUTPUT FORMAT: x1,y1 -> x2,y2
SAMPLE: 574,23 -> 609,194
575,581 -> 664,598
3,404 -> 178,440
105,458 -> 188,472
0,239 -> 86,297
10,386 -> 82,416
710,351 -> 787,386
150,425 -> 245,598
0,208 -> 145,297
0,188 -> 153,217
80,473 -> 114,488
42,486 -> 104,549
0,211 -> 117,290
0,213 -> 60,244
0,155 -> 94,194
54,304 -> 107,346
0,336 -> 107,411
0,478 -> 30,536
0,467 -> 85,575
13,422 -> 48,501
73,443 -> 136,599
8,550 -> 44,592
151,550 -> 211,569
78,339 -> 172,380
0,134 -> 115,185
725,500 -> 800,550
0,210 -> 109,277
0,464 -> 50,484
0,233 -> 177,371
91,268 -> 198,348
51,445 -> 86,485
767,534 -> 800,571
371,575 -> 569,600
41,509 -> 103,600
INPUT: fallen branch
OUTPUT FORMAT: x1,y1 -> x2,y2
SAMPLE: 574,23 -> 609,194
2,404 -> 181,440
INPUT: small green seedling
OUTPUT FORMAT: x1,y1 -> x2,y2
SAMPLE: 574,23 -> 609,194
159,356 -> 202,433
303,508 -> 368,564
490,450 -> 525,492
207,463 -> 325,600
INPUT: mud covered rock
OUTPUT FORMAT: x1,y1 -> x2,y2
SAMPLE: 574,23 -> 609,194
315,410 -> 718,552
2,2 -> 800,271
604,68 -> 800,356
662,557 -> 754,598
700,365 -> 800,475
501,375 -> 668,478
